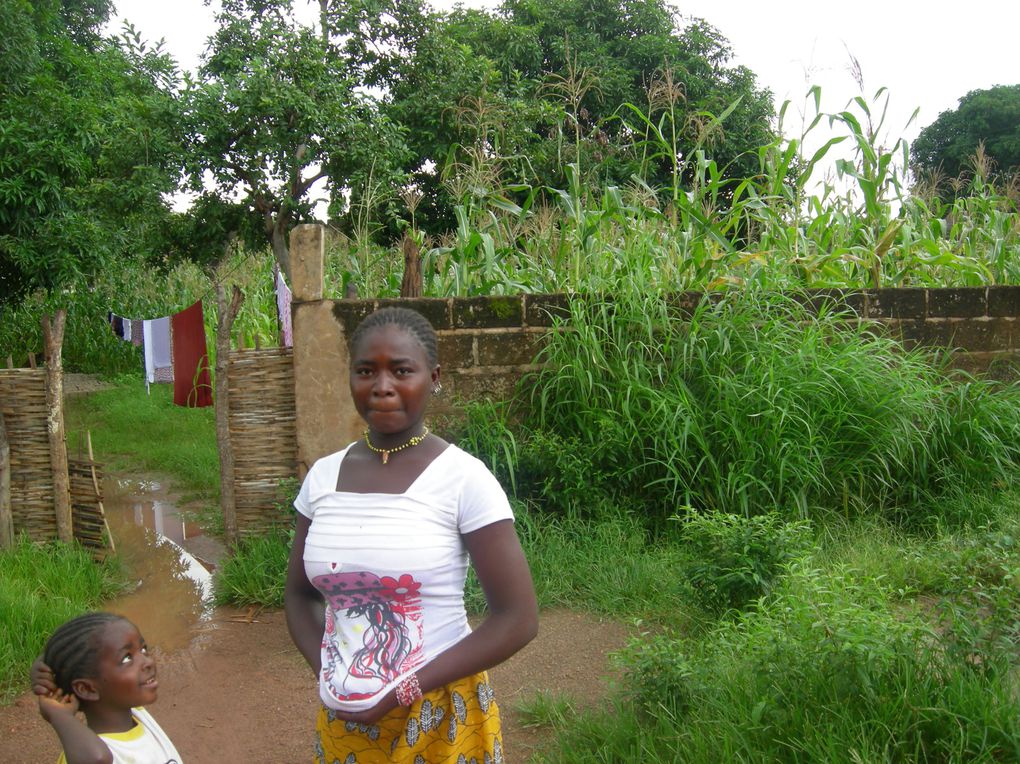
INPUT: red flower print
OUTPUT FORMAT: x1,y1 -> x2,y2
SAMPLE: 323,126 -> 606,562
379,574 -> 421,601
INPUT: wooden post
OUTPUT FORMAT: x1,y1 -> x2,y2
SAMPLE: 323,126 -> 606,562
216,283 -> 244,546
86,431 -> 114,555
42,310 -> 72,543
0,411 -> 12,548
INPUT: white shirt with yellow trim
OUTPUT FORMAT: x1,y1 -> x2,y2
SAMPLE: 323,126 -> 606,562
57,707 -> 181,764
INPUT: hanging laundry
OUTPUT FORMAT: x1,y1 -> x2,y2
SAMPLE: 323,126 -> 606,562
142,317 -> 173,388
274,264 -> 293,348
131,319 -> 143,347
109,313 -> 129,341
171,300 -> 213,408
108,312 -> 139,343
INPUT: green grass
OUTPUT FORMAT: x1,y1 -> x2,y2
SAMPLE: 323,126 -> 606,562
535,561 -> 1020,763
481,287 -> 1020,530
65,381 -> 219,504
0,538 -> 125,703
213,528 -> 291,609
512,690 -> 577,730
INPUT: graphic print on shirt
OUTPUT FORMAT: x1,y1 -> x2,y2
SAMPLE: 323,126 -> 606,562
313,569 -> 425,702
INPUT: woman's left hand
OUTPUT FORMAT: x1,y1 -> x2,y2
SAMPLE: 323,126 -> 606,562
331,689 -> 399,726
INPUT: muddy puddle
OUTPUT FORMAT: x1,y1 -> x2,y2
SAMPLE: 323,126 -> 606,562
100,476 -> 218,654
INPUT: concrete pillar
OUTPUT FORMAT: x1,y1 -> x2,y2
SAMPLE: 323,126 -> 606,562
289,225 -> 362,476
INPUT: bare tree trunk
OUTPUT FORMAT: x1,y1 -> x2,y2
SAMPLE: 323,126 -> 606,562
42,310 -> 71,543
271,223 -> 291,285
319,0 -> 329,43
0,411 -> 12,548
399,232 -> 423,298
216,283 -> 244,547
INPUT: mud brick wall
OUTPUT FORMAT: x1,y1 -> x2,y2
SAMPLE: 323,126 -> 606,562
327,288 -> 1020,442
271,283 -> 1020,532
796,286 -> 1020,377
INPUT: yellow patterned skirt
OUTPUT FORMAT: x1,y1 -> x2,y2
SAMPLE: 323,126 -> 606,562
314,671 -> 503,763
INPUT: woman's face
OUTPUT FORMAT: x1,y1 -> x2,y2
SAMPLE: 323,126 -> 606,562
350,324 -> 439,440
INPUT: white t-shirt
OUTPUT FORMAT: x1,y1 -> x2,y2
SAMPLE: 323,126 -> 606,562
295,443 -> 514,712
57,707 -> 181,764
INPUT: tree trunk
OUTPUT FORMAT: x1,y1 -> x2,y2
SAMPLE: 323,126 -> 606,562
42,310 -> 72,543
272,226 -> 291,284
399,232 -> 423,298
0,411 -> 12,548
216,283 -> 244,547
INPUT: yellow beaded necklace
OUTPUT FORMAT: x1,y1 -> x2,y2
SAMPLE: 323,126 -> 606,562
364,427 -> 430,464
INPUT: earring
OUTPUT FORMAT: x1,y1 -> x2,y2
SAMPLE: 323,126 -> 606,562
432,381 -> 443,395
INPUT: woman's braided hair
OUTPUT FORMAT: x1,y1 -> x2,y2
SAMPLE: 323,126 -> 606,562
43,612 -> 128,695
348,307 -> 439,367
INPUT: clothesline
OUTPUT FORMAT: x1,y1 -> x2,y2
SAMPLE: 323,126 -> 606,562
108,300 -> 212,408
108,268 -> 292,406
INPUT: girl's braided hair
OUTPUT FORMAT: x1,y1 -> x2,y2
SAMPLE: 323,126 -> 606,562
43,612 -> 128,695
348,307 -> 439,367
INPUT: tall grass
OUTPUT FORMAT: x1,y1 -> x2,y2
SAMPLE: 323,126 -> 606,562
501,287 -> 1020,528
213,528 -> 291,609
0,538 -> 125,703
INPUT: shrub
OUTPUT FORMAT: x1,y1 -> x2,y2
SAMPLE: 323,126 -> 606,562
598,564 -> 1020,762
679,511 -> 812,611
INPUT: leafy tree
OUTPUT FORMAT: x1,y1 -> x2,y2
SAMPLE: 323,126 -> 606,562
911,84 -> 1020,187
184,0 -> 410,280
385,0 -> 777,223
0,0 -> 184,303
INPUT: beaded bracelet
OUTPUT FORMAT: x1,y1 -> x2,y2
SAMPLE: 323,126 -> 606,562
395,673 -> 423,707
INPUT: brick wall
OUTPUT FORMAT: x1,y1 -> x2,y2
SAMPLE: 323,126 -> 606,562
331,288 -> 1020,415
796,286 -> 1020,377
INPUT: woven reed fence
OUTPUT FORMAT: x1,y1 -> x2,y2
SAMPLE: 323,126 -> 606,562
69,457 -> 112,560
1,369 -> 56,541
227,346 -> 297,536
0,369 -> 108,552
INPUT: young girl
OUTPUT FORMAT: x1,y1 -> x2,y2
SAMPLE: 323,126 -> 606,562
33,612 -> 182,764
285,306 -> 538,762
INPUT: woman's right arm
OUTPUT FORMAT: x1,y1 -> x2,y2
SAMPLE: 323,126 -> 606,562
284,513 -> 324,676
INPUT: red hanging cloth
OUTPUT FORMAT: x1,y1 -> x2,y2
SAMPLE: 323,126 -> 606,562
171,300 -> 213,408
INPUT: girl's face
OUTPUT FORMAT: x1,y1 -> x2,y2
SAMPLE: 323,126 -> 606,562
350,324 -> 439,441
88,620 -> 158,709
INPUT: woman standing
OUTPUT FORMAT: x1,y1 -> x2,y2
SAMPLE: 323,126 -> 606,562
285,307 -> 538,763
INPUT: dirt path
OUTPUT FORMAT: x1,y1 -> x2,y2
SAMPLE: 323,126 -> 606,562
0,607 -> 630,763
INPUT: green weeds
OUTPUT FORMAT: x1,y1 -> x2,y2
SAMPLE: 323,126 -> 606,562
0,538 -> 125,703
213,528 -> 291,609
497,288 -> 1020,528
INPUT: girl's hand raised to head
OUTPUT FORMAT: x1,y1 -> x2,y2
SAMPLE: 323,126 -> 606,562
37,689 -> 79,723
30,656 -> 57,697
